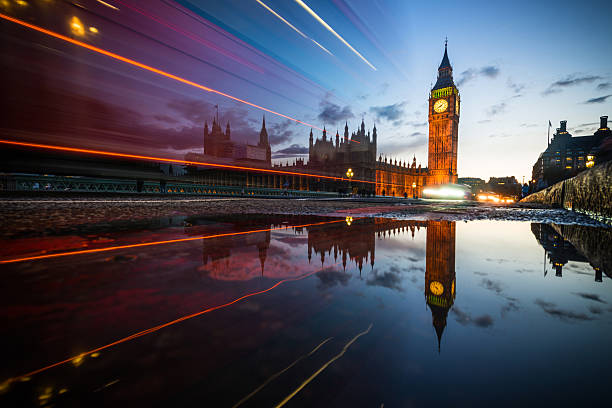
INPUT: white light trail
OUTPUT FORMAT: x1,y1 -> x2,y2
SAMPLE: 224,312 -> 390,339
294,0 -> 376,70
255,0 -> 333,56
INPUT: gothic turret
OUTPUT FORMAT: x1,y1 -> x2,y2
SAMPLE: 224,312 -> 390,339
372,123 -> 377,145
258,116 -> 271,164
309,128 -> 313,149
344,121 -> 349,143
432,40 -> 455,91
335,130 -> 340,147
259,116 -> 268,146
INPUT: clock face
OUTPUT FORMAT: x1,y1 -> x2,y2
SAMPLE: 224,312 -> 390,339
430,281 -> 444,296
433,99 -> 448,113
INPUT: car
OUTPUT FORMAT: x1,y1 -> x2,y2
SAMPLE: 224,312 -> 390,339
422,183 -> 471,200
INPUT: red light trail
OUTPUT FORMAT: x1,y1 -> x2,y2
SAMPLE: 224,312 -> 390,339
0,13 -> 319,130
0,139 -> 380,184
2,263 -> 338,386
0,219 -> 346,264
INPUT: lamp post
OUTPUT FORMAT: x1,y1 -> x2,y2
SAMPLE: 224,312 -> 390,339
412,182 -> 417,199
346,168 -> 354,196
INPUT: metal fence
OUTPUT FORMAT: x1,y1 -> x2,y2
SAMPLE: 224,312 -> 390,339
0,174 -> 339,198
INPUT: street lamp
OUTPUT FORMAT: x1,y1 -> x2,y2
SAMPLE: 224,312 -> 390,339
412,182 -> 417,199
346,168 -> 354,196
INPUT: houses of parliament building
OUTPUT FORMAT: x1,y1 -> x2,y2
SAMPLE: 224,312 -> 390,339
187,43 -> 460,196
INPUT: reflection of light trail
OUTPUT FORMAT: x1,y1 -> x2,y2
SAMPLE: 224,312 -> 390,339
274,323 -> 373,408
232,336 -> 334,408
0,219 -> 345,264
255,0 -> 333,56
2,264 -> 339,386
294,0 -> 376,70
0,139 -> 383,185
0,13 -> 321,130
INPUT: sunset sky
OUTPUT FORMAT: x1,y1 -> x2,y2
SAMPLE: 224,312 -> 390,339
1,0 -> 611,181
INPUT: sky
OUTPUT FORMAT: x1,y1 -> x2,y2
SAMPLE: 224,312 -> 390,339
1,0 -> 611,181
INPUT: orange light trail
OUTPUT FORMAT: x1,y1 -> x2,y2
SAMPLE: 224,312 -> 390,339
3,264 -> 338,385
0,13 -> 320,130
0,139 -> 379,184
0,219 -> 346,264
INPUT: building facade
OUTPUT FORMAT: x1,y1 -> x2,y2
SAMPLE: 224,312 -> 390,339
531,116 -> 610,190
184,44 -> 460,196
428,43 -> 460,185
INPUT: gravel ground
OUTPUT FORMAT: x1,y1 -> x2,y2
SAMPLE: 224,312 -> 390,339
0,195 -> 608,239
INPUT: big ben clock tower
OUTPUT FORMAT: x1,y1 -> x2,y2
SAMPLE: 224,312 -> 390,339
428,41 -> 459,185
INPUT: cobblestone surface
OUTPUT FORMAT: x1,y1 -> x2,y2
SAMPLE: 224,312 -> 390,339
0,195 -> 608,239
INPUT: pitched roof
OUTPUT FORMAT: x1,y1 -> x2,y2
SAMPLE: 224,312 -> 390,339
439,45 -> 451,70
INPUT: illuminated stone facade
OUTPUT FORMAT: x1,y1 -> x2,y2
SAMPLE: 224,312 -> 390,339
428,43 -> 460,185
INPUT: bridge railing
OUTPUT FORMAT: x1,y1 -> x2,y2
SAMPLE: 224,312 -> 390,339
0,174 -> 339,198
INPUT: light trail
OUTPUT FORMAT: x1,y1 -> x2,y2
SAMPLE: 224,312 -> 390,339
1,265 -> 339,386
232,336 -> 334,408
255,0 -> 333,56
0,13 -> 321,130
0,139 -> 379,184
0,219 -> 346,264
95,0 -> 119,10
294,0 -> 376,70
274,323 -> 373,408
113,0 -> 265,74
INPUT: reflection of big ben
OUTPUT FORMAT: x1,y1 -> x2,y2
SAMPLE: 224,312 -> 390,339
425,220 -> 456,351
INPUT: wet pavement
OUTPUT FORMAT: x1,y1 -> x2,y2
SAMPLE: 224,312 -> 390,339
0,211 -> 610,407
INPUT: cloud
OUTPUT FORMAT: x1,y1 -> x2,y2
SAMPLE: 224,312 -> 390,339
534,299 -> 594,322
269,120 -> 295,145
584,94 -> 612,104
167,99 -> 209,124
153,114 -> 179,124
477,119 -> 492,124
316,269 -> 350,290
407,120 -> 427,128
481,278 -> 503,294
410,131 -> 424,137
597,82 -> 611,90
457,66 -> 500,86
487,102 -> 506,116
507,78 -> 525,94
370,102 -> 406,122
573,292 -> 607,304
366,270 -> 403,292
452,307 -> 494,328
543,74 -> 603,95
588,305 -> 603,315
378,135 -> 427,155
274,144 -> 308,155
318,100 -> 354,123
520,123 -> 538,128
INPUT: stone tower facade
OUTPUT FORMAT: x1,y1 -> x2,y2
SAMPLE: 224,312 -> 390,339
428,42 -> 460,185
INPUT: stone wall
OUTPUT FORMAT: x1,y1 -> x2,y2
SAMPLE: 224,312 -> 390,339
522,161 -> 612,219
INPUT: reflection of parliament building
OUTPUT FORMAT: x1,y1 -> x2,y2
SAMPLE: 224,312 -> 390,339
531,223 -> 609,281
186,44 -> 460,196
187,216 -> 457,350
